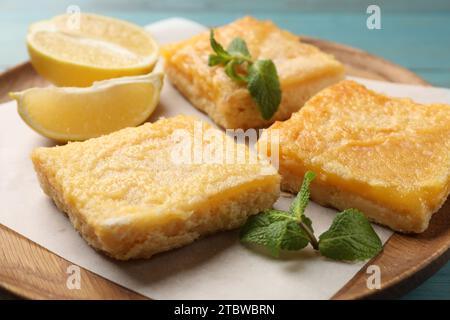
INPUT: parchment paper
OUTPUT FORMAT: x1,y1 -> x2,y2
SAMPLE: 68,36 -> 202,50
2,18 -> 449,299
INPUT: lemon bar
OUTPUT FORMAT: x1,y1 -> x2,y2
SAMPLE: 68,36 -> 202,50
162,16 -> 344,129
258,80 -> 450,233
32,115 -> 280,260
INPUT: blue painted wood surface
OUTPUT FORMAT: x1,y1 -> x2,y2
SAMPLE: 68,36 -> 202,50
0,0 -> 449,300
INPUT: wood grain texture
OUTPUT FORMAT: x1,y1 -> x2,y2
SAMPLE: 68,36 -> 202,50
0,63 -> 48,103
301,36 -> 429,85
0,37 -> 449,300
0,225 -> 146,300
333,199 -> 450,299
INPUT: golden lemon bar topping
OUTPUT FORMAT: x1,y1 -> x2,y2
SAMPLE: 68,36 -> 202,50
32,115 -> 280,259
162,16 -> 344,129
259,80 -> 450,233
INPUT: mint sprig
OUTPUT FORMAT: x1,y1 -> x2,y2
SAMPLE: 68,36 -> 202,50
208,30 -> 281,120
240,171 -> 383,262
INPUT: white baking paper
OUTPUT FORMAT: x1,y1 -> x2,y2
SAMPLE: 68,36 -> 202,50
2,18 -> 449,300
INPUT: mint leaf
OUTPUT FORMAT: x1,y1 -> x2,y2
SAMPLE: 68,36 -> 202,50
247,60 -> 281,120
287,171 -> 318,249
289,171 -> 316,220
208,54 -> 227,66
209,30 -> 230,59
227,37 -> 251,61
240,172 -> 319,255
240,210 -> 309,257
318,209 -> 382,261
208,34 -> 282,120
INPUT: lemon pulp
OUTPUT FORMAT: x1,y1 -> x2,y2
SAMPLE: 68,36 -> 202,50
27,13 -> 159,87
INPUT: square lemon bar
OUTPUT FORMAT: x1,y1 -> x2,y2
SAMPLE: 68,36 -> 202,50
32,115 -> 280,260
258,80 -> 450,233
162,16 -> 344,129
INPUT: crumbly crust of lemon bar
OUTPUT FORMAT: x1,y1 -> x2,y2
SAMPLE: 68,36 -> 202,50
32,115 -> 280,259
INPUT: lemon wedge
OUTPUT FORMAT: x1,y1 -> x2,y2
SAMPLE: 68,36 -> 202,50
27,13 -> 159,87
10,73 -> 164,141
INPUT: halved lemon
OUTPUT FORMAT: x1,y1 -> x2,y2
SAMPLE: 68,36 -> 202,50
10,72 -> 163,141
27,13 -> 159,87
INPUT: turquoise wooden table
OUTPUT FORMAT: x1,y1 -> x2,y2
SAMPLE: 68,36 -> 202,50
0,0 -> 449,300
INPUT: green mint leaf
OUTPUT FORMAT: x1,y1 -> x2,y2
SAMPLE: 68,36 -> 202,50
289,171 -> 316,220
207,34 -> 282,121
209,30 -> 230,60
227,37 -> 251,61
287,171 -> 318,248
208,54 -> 227,66
247,60 -> 281,120
240,210 -> 309,257
224,60 -> 248,82
318,209 -> 383,261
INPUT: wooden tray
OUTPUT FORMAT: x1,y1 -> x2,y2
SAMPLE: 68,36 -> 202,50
0,37 -> 449,300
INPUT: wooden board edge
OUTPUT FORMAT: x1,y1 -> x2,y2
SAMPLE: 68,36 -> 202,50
300,36 -> 430,86
333,238 -> 450,300
333,199 -> 450,299
0,224 -> 147,300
